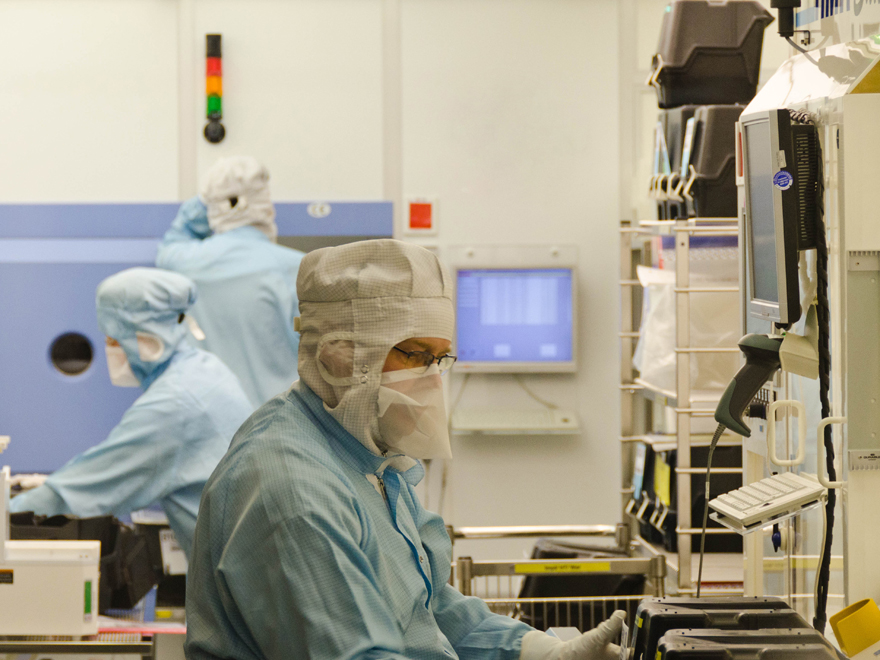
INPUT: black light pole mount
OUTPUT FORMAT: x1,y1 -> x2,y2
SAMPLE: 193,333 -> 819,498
770,0 -> 802,38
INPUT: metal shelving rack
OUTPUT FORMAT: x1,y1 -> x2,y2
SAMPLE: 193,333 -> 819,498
620,217 -> 744,593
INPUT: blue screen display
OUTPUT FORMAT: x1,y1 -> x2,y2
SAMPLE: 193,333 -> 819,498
456,268 -> 574,363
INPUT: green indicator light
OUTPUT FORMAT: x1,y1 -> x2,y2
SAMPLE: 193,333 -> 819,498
84,580 -> 92,615
207,94 -> 222,117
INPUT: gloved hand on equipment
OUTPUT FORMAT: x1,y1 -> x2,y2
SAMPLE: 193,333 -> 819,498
519,611 -> 626,660
172,196 -> 212,241
9,473 -> 48,492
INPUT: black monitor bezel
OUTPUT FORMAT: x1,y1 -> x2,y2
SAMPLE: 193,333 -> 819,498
741,108 -> 802,327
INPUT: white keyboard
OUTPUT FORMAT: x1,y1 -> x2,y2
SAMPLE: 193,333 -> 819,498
451,408 -> 579,434
709,472 -> 825,530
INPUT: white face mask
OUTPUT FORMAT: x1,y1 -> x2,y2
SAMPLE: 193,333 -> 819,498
377,364 -> 451,460
105,344 -> 140,388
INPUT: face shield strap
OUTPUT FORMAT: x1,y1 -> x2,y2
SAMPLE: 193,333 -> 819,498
185,315 -> 206,341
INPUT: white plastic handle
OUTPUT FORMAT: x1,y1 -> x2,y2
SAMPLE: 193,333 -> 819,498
646,55 -> 664,89
655,174 -> 669,201
682,164 -> 698,201
652,502 -> 668,531
767,400 -> 807,467
817,416 -> 847,489
649,503 -> 660,527
655,506 -> 668,530
672,171 -> 687,198
666,173 -> 682,202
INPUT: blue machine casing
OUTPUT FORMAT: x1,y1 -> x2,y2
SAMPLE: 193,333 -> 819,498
0,202 -> 392,473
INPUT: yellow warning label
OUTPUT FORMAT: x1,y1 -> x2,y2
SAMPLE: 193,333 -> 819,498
513,562 -> 612,574
654,458 -> 671,507
637,616 -> 643,628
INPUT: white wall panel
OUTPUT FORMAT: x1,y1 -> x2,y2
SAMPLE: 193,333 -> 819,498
190,0 -> 384,200
2,0 -> 629,552
0,1 -> 179,202
402,0 -> 621,534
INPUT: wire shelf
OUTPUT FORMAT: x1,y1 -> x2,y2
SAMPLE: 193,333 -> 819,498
481,595 -> 644,632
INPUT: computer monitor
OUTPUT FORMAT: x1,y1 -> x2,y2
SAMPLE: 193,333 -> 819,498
629,597 -> 810,660
447,246 -> 577,373
740,108 -> 818,327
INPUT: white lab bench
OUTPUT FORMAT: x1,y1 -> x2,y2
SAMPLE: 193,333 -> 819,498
0,621 -> 186,660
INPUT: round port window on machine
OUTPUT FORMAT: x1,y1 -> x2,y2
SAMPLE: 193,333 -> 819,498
50,332 -> 94,376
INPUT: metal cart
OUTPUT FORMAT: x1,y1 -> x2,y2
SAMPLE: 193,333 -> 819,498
449,524 -> 666,631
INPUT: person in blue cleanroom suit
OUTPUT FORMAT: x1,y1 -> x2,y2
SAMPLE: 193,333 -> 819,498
185,239 -> 624,660
156,156 -> 305,408
10,268 -> 253,559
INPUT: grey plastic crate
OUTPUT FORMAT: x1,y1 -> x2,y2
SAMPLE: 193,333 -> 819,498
689,104 -> 744,218
651,0 -> 773,109
659,105 -> 699,219
662,105 -> 700,175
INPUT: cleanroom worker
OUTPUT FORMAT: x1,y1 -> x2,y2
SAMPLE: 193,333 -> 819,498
185,240 -> 624,660
156,156 -> 304,408
10,268 -> 253,558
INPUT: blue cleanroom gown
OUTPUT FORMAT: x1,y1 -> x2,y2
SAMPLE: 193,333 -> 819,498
156,198 -> 305,408
185,381 -> 534,660
10,346 -> 253,558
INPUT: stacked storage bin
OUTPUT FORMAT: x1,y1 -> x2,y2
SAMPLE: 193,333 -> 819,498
632,0 -> 774,555
648,0 -> 773,220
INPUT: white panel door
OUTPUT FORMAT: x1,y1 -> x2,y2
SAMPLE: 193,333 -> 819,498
190,0 -> 385,200
0,0 -> 179,201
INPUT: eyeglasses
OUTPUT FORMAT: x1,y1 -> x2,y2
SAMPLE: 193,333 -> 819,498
392,346 -> 457,374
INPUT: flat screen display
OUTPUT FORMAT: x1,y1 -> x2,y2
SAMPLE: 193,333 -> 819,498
456,268 -> 573,364
744,119 -> 779,304
680,117 -> 696,179
632,443 -> 647,499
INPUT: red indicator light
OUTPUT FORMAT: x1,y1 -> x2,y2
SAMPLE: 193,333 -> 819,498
409,203 -> 433,230
206,57 -> 222,76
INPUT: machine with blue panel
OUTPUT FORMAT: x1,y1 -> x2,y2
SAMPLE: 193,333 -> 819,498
0,201 -> 391,473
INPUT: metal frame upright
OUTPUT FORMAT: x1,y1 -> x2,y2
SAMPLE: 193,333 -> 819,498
620,217 -> 742,593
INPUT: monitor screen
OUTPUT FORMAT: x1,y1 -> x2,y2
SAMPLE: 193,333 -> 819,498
744,119 -> 779,305
632,443 -> 647,499
456,268 -> 574,365
680,117 -> 696,179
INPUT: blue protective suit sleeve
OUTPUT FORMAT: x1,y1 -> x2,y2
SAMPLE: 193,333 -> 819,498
433,584 -> 531,660
9,482 -> 68,515
9,386 -> 189,519
410,488 -> 533,660
213,486 -> 413,660
158,196 -> 211,249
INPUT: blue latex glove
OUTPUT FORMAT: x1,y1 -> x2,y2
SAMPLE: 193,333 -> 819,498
164,196 -> 211,243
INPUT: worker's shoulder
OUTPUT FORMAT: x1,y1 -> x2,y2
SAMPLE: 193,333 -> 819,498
207,394 -> 359,523
137,350 -> 252,427
190,235 -> 302,279
164,349 -> 249,401
222,391 -> 345,487
243,239 -> 304,270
